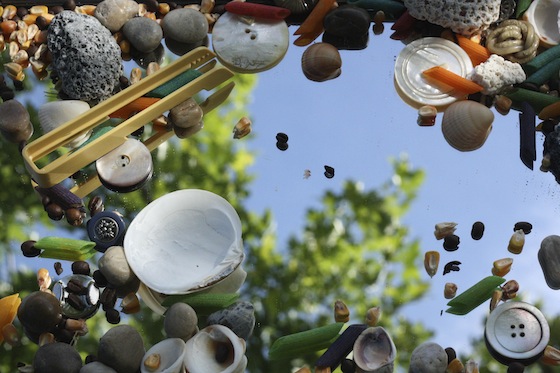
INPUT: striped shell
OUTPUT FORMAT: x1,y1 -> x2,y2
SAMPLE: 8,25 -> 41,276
441,100 -> 494,151
38,100 -> 91,149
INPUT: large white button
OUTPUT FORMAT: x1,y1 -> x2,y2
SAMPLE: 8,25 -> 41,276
485,301 -> 550,366
96,138 -> 153,192
211,12 -> 289,73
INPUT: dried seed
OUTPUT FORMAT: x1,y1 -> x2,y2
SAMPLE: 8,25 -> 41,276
494,95 -> 512,115
88,195 -> 105,217
158,3 -> 171,14
100,287 -> 117,309
38,332 -> 55,346
333,300 -> 349,323
365,306 -> 381,327
417,105 -> 437,126
324,165 -> 335,179
21,240 -> 40,257
92,270 -> 108,288
201,0 -> 215,13
9,41 -> 18,59
513,221 -> 532,234
314,367 -> 331,373
2,323 -> 20,346
542,345 -> 560,366
491,258 -> 513,277
66,278 -> 87,294
508,229 -> 525,254
54,262 -> 63,275
434,222 -> 457,240
443,234 -> 460,252
130,67 -> 142,84
146,62 -> 160,76
424,251 -> 440,278
489,288 -> 502,311
67,293 -> 86,311
233,116 -> 251,139
12,50 -> 29,66
444,282 -> 457,299
119,39 -> 130,54
471,221 -> 484,240
144,353 -> 161,371
447,358 -> 464,373
105,308 -> 121,324
295,367 -> 312,373
120,293 -> 141,314
373,23 -> 384,35
465,359 -> 479,373
152,115 -> 167,126
443,261 -> 461,275
501,279 -> 519,300
3,5 -> 17,20
27,24 -> 39,41
37,268 -> 51,291
507,362 -> 525,373
29,5 -> 49,15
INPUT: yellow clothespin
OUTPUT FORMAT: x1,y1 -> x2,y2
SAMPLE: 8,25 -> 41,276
22,47 -> 235,198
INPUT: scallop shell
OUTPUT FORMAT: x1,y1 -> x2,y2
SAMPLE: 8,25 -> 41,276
353,327 -> 396,373
441,100 -> 494,151
38,100 -> 92,149
301,43 -> 342,82
141,338 -> 187,373
183,325 -> 247,373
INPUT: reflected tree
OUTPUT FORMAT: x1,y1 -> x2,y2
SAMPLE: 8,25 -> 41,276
0,65 -> 434,372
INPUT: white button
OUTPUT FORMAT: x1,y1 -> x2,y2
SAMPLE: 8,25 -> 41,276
96,138 -> 153,192
211,12 -> 289,73
485,301 -> 550,365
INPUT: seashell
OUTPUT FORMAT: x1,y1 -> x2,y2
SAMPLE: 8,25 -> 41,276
38,100 -> 92,149
141,338 -> 187,373
183,324 -> 247,373
523,0 -> 560,48
441,100 -> 494,151
353,326 -> 396,373
301,43 -> 342,83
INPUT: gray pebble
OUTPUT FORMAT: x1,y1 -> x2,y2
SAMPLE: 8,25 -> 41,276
169,98 -> 203,128
409,342 -> 447,373
162,8 -> 208,44
165,35 -> 208,56
164,302 -> 198,341
538,235 -> 560,289
98,246 -> 137,288
94,0 -> 138,33
123,17 -> 163,53
80,362 -> 117,373
34,342 -> 83,373
206,301 -> 255,340
48,11 -> 123,105
0,99 -> 32,143
98,325 -> 145,373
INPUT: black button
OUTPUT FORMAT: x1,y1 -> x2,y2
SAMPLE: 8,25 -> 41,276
87,211 -> 126,252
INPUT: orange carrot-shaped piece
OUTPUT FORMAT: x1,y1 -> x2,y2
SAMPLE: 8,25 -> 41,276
456,35 -> 491,66
293,0 -> 335,36
108,96 -> 161,119
294,27 -> 324,46
422,65 -> 484,95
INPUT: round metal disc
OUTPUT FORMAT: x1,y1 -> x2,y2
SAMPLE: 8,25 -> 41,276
96,138 -> 153,193
211,12 -> 289,73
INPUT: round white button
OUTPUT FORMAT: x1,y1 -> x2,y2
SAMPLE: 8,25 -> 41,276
211,12 -> 289,73
485,301 -> 549,365
96,138 -> 153,192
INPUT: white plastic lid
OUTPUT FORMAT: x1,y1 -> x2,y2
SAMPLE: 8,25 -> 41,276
394,37 -> 473,110
124,189 -> 244,295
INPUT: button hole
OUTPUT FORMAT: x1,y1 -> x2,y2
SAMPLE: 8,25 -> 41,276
250,34 -> 256,40
520,332 -> 525,337
519,324 -> 525,329
245,28 -> 250,33
510,325 -> 515,329
511,333 -> 516,338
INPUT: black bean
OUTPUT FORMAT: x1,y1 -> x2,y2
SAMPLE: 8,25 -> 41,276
471,221 -> 485,240
340,359 -> 356,373
36,16 -> 49,30
93,270 -> 108,288
324,165 -> 335,179
71,261 -> 90,276
105,308 -> 121,324
276,132 -> 288,142
507,362 -> 525,373
445,347 -> 456,364
276,141 -> 288,151
443,261 -> 461,275
54,262 -> 63,275
67,293 -> 86,311
443,234 -> 460,251
513,221 -> 532,234
16,7 -> 28,18
21,240 -> 41,258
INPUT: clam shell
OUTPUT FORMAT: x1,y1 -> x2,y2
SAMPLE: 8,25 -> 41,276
38,100 -> 91,149
353,327 -> 396,373
141,338 -> 187,373
301,43 -> 342,82
183,325 -> 247,373
441,100 -> 494,151
523,0 -> 560,48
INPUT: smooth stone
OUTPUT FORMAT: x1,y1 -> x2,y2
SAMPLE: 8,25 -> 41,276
169,98 -> 203,129
165,35 -> 208,56
409,342 -> 448,373
206,301 -> 255,340
0,99 -> 32,143
123,17 -> 162,53
322,31 -> 368,50
98,246 -> 138,288
538,235 -> 560,289
164,302 -> 199,340
94,0 -> 138,33
48,11 -> 123,105
162,8 -> 208,44
323,5 -> 371,37
34,342 -> 83,373
98,325 -> 145,373
80,362 -> 117,373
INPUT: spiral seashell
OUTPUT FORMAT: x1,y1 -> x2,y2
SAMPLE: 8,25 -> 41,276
140,338 -> 186,373
353,326 -> 397,373
441,100 -> 494,152
38,100 -> 92,149
183,324 -> 247,373
301,43 -> 342,82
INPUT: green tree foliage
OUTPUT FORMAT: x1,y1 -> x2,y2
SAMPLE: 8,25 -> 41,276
0,63 -> 433,372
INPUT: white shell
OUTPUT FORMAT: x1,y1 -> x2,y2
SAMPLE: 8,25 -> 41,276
124,189 -> 245,295
141,338 -> 187,373
38,100 -> 91,149
353,327 -> 396,373
441,100 -> 494,151
523,0 -> 560,48
183,325 -> 247,373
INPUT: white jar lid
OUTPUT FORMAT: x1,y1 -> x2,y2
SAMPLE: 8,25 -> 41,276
394,37 -> 473,110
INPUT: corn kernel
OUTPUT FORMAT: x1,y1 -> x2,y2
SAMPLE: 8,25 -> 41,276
491,257 -> 513,277
424,251 -> 440,278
